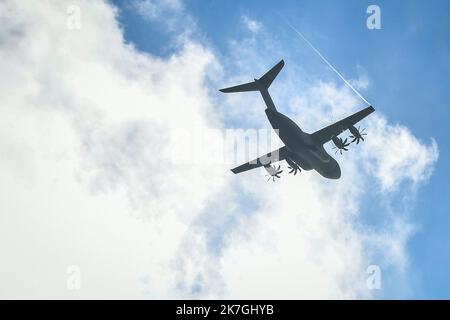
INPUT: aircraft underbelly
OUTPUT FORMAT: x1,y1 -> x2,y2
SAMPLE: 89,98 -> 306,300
292,147 -> 341,179
265,109 -> 341,179
265,109 -> 305,148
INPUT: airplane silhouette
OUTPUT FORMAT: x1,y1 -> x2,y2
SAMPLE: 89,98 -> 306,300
220,60 -> 375,180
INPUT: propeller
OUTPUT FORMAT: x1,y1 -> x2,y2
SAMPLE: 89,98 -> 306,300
332,137 -> 350,155
286,158 -> 301,175
265,164 -> 283,182
349,126 -> 367,144
288,165 -> 300,175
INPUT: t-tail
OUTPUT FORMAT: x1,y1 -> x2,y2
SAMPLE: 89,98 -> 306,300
219,59 -> 284,111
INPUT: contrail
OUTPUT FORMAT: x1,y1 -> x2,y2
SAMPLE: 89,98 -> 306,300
281,17 -> 371,106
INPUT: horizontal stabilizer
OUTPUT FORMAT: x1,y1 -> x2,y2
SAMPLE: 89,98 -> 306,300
219,81 -> 259,93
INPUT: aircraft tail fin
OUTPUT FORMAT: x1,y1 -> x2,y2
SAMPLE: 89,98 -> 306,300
219,59 -> 284,93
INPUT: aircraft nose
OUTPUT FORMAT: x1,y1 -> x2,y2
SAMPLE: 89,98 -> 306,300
334,170 -> 341,179
332,166 -> 341,179
327,164 -> 341,179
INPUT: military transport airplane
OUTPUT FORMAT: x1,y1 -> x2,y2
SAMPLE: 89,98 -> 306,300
219,60 -> 375,180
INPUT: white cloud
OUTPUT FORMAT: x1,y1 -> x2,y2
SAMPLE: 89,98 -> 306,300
362,117 -> 438,191
0,0 -> 225,298
128,0 -> 195,36
242,15 -> 263,34
0,0 -> 438,299
130,0 -> 183,21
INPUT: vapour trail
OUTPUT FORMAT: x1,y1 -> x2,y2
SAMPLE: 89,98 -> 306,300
281,17 -> 372,106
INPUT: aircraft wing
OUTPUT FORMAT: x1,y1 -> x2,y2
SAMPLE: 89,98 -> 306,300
231,146 -> 288,174
311,106 -> 375,145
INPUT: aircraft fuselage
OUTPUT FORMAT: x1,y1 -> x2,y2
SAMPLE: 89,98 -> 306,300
265,108 -> 341,179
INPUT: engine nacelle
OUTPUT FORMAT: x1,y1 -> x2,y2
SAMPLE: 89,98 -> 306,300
349,125 -> 359,137
348,125 -> 367,144
332,136 -> 343,149
332,136 -> 350,154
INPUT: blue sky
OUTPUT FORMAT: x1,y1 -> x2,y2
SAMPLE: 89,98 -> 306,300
1,0 -> 447,299
110,0 -> 450,298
